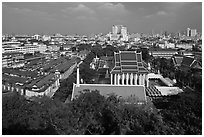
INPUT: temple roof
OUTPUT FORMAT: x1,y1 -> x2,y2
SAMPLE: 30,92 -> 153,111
72,83 -> 146,102
111,51 -> 148,74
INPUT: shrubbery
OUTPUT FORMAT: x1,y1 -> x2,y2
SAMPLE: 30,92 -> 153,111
2,90 -> 202,135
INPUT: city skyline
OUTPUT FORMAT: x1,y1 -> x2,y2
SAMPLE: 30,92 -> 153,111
2,2 -> 202,35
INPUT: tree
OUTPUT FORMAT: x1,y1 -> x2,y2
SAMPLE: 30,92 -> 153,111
160,91 -> 202,135
2,93 -> 59,135
3,89 -> 202,135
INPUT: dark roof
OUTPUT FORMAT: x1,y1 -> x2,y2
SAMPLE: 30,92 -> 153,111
149,48 -> 177,52
42,57 -> 68,71
72,84 -> 146,101
100,56 -> 113,61
26,73 -> 57,92
191,60 -> 202,69
181,56 -> 195,67
50,57 -> 77,73
2,74 -> 29,85
3,52 -> 23,56
145,86 -> 162,97
172,55 -> 184,66
111,51 -> 148,74
2,68 -> 38,79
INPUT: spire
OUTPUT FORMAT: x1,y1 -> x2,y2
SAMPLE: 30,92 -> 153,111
105,69 -> 109,78
76,64 -> 80,86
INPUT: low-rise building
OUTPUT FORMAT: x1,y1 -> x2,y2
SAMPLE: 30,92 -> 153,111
150,49 -> 178,59
2,52 -> 24,68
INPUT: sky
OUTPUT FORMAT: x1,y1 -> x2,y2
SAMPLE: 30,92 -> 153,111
2,2 -> 202,35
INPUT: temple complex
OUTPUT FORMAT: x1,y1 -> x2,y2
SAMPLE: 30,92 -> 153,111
110,51 -> 149,86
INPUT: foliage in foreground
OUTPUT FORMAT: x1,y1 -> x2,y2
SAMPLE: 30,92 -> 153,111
2,90 -> 202,135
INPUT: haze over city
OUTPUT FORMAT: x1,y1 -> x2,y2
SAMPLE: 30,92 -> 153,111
2,2 -> 202,35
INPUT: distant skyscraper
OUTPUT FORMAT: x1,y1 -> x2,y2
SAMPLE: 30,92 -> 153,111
112,25 -> 122,34
121,26 -> 127,36
121,26 -> 128,41
187,28 -> 191,37
190,29 -> 197,37
111,25 -> 128,41
186,28 -> 197,37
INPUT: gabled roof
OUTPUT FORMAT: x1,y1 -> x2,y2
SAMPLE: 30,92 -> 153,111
72,84 -> 146,102
172,55 -> 184,66
111,51 -> 148,74
181,56 -> 194,67
191,60 -> 202,69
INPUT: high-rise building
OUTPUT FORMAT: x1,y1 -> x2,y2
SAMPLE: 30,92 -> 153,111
121,26 -> 128,41
190,29 -> 197,37
186,28 -> 197,37
187,28 -> 191,37
111,25 -> 128,41
121,26 -> 127,35
112,25 -> 122,34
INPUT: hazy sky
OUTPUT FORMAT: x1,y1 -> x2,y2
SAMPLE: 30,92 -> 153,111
2,2 -> 202,35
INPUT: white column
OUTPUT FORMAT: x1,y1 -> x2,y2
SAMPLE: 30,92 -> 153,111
114,74 -> 117,85
134,74 -> 138,85
141,74 -> 143,85
122,73 -> 125,85
142,74 -> 145,85
126,73 -> 129,85
146,74 -> 149,87
130,73 -> 133,85
141,74 -> 144,85
116,74 -> 118,85
117,74 -> 120,85
76,65 -> 80,86
111,74 -> 113,85
139,74 -> 142,85
140,74 -> 143,85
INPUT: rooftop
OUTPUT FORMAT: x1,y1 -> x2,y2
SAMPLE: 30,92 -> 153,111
72,84 -> 146,101
2,68 -> 38,79
111,51 -> 148,74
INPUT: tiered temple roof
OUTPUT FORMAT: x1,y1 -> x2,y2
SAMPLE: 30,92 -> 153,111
111,51 -> 148,74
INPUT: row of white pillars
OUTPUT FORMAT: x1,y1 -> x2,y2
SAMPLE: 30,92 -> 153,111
111,73 -> 149,87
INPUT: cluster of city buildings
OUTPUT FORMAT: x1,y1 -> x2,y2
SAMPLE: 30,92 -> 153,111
109,25 -> 129,41
2,25 -> 202,102
71,50 -> 185,103
2,34 -> 90,99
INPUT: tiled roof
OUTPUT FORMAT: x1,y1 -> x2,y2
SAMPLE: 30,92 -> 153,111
181,56 -> 194,67
2,74 -> 29,85
100,56 -> 113,61
191,60 -> 202,69
72,84 -> 146,101
2,52 -> 23,56
49,57 -> 77,73
111,51 -> 148,74
26,73 -> 57,92
173,56 -> 183,66
2,68 -> 38,79
145,86 -> 162,97
42,57 -> 68,71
